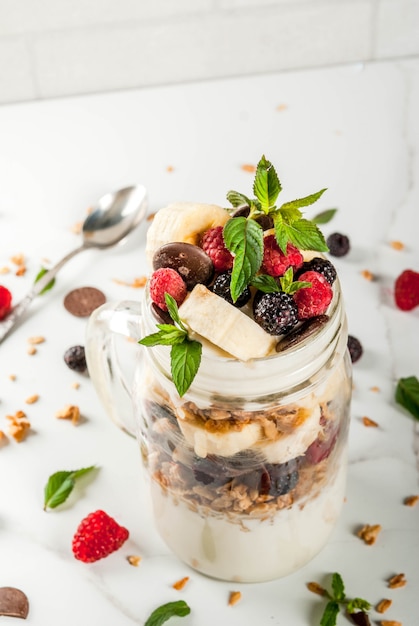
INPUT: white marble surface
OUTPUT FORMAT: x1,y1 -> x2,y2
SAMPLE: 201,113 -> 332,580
0,58 -> 418,624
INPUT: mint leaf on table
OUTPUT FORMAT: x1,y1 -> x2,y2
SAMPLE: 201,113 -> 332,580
307,572 -> 371,626
138,294 -> 201,397
44,465 -> 97,510
34,267 -> 56,295
320,601 -> 340,626
144,600 -> 191,626
312,208 -> 338,224
223,216 -> 264,302
395,375 -> 419,420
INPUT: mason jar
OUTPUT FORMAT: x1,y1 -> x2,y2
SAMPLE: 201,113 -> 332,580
86,275 -> 351,583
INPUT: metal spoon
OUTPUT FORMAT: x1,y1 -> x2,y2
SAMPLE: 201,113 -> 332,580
0,184 -> 148,344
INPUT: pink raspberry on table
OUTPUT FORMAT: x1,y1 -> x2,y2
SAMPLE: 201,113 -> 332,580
293,270 -> 333,319
201,226 -> 233,272
261,236 -> 303,277
149,267 -> 187,311
394,269 -> 419,311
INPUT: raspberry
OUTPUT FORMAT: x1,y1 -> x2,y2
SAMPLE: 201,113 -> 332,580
347,335 -> 363,363
72,510 -> 129,563
326,232 -> 350,257
394,269 -> 419,311
293,271 -> 333,320
149,267 -> 187,311
296,257 -> 337,285
211,271 -> 251,308
64,345 -> 87,373
261,236 -> 303,277
253,291 -> 299,335
201,226 -> 233,272
0,285 -> 12,320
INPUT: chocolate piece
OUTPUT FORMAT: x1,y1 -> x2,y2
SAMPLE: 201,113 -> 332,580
276,315 -> 329,352
231,205 -> 250,218
63,287 -> 106,317
153,242 -> 214,290
0,587 -> 29,619
151,303 -> 174,325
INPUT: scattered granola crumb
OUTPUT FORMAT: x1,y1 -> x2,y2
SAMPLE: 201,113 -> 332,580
228,591 -> 242,606
147,212 -> 156,222
361,269 -> 375,281
390,240 -> 405,251
370,385 -> 380,392
0,430 -> 7,444
126,555 -> 141,567
379,621 -> 402,626
6,411 -> 31,442
15,266 -> 27,277
55,404 -> 80,425
240,163 -> 256,173
0,266 -> 10,274
113,276 -> 147,288
25,394 -> 39,405
9,374 -> 16,381
357,523 -> 382,545
27,346 -> 37,356
376,599 -> 392,613
72,382 -> 80,390
172,576 -> 189,590
387,573 -> 406,589
362,416 -> 379,427
28,336 -> 45,345
404,495 -> 418,507
307,582 -> 326,596
71,221 -> 83,234
166,165 -> 175,173
10,253 -> 25,266
276,103 -> 288,112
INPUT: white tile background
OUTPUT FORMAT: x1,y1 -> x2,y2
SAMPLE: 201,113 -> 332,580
0,0 -> 418,104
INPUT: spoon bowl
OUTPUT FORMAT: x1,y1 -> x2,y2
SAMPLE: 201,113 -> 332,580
0,183 -> 148,343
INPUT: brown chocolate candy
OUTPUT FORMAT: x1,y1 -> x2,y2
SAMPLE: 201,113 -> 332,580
276,315 -> 329,352
64,286 -> 106,317
0,587 -> 29,619
153,242 -> 214,290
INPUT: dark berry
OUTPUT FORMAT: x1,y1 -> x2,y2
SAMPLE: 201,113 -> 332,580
64,345 -> 87,373
231,205 -> 250,218
326,232 -> 350,257
255,214 -> 274,230
296,257 -> 337,285
347,335 -> 363,363
212,271 -> 251,308
260,460 -> 299,496
253,291 -> 299,335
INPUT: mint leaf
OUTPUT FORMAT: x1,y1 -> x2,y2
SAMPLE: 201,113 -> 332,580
139,327 -> 186,346
250,274 -> 280,294
346,598 -> 371,613
226,190 -> 251,208
320,601 -> 340,626
278,218 -> 329,252
395,376 -> 419,420
34,267 -> 56,295
331,572 -> 345,602
170,339 -> 202,397
43,466 -> 96,510
144,600 -> 191,626
278,267 -> 311,295
165,293 -> 186,330
279,188 -> 327,212
223,217 -> 263,302
312,208 -> 338,224
253,155 -> 281,213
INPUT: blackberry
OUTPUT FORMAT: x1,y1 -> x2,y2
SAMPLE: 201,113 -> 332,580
347,335 -> 363,363
296,257 -> 337,285
326,232 -> 350,257
260,460 -> 299,496
253,291 -> 299,335
63,345 -> 87,373
211,271 -> 251,307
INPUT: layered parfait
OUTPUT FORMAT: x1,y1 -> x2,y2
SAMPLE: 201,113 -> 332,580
136,157 -> 352,582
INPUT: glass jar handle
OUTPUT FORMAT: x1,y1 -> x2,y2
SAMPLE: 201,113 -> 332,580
85,300 -> 143,437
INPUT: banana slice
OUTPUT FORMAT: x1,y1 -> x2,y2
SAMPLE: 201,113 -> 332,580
178,284 -> 276,360
146,202 -> 230,266
176,410 -> 261,458
256,403 -> 322,463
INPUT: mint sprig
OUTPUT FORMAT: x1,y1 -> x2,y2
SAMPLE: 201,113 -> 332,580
308,573 -> 372,626
251,267 -> 311,295
43,465 -> 97,510
225,155 -> 329,298
139,294 -> 202,397
144,600 -> 190,626
395,375 -> 419,420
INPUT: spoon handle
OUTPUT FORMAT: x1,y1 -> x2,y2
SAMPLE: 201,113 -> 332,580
0,243 -> 86,344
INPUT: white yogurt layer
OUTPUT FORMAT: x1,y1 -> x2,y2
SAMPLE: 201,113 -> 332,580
150,452 -> 348,582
